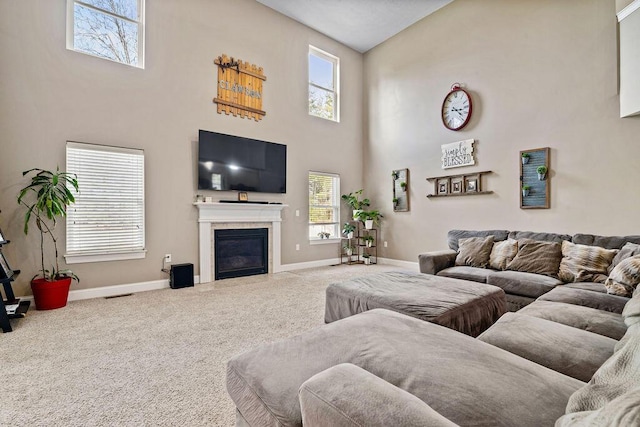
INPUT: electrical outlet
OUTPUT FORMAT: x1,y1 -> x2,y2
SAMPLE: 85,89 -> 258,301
164,254 -> 172,263
384,241 -> 388,248
296,244 -> 300,251
295,210 -> 300,217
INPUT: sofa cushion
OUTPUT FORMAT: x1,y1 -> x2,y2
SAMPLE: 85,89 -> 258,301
226,309 -> 583,427
299,364 -> 458,427
486,270 -> 562,298
455,236 -> 494,268
608,242 -> 640,274
538,287 -> 629,314
447,229 -> 508,251
506,240 -> 563,278
605,254 -> 640,298
508,230 -> 572,243
564,282 -> 607,293
558,241 -> 618,284
517,300 -> 627,340
489,238 -> 518,270
571,233 -> 640,249
436,266 -> 492,283
478,313 -> 616,382
558,321 -> 640,426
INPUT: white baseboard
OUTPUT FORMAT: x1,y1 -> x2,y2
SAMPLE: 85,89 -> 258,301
20,275 -> 201,303
377,257 -> 419,270
278,258 -> 342,272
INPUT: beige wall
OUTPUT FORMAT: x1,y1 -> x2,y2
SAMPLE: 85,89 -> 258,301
0,0 -> 363,296
619,4 -> 640,116
364,0 -> 640,262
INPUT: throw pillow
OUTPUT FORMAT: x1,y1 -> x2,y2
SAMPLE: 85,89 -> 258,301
608,242 -> 640,274
605,254 -> 640,298
505,240 -> 562,278
558,241 -> 618,283
489,238 -> 518,270
455,236 -> 494,268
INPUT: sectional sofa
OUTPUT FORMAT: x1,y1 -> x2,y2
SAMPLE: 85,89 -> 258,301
226,230 -> 640,426
419,229 -> 640,311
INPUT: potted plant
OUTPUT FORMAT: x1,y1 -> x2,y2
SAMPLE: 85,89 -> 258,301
18,167 -> 79,310
356,210 -> 383,230
341,190 -> 370,219
343,244 -> 355,257
391,171 -> 399,180
522,185 -> 531,197
342,222 -> 356,239
317,231 -> 330,239
392,197 -> 399,208
362,253 -> 371,265
521,153 -> 530,164
400,181 -> 407,191
537,165 -> 548,181
363,234 -> 375,248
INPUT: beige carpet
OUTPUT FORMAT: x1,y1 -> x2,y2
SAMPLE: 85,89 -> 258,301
1,264 -> 399,426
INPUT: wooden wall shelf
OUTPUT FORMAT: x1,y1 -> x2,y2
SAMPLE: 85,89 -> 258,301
426,171 -> 493,198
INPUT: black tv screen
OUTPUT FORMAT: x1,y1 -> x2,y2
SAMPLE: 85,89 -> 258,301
198,130 -> 287,194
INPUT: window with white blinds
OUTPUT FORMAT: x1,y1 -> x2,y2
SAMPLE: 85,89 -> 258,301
309,171 -> 340,242
65,141 -> 146,263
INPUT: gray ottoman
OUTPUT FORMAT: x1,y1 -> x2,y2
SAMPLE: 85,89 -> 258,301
325,271 -> 506,337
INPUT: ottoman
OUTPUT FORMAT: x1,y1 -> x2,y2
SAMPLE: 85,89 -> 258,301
325,271 -> 506,337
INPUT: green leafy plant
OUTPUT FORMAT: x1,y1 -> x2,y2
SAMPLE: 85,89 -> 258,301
363,235 -> 374,242
522,185 -> 531,190
536,166 -> 547,174
400,181 -> 407,190
391,171 -> 399,180
362,253 -> 371,259
341,190 -> 370,210
342,223 -> 356,235
392,197 -> 399,205
17,167 -> 79,282
521,153 -> 530,158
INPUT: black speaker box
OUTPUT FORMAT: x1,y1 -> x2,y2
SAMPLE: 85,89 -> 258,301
170,263 -> 194,289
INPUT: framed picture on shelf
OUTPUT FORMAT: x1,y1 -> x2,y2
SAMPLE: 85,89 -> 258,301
437,178 -> 449,195
465,176 -> 478,193
0,251 -> 13,279
451,177 -> 463,194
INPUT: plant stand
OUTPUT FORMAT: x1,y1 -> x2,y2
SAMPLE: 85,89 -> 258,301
0,230 -> 29,333
340,221 -> 377,265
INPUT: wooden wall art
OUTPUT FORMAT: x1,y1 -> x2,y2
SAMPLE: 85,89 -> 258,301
520,147 -> 550,209
213,54 -> 266,121
427,171 -> 493,198
441,139 -> 475,169
392,169 -> 409,212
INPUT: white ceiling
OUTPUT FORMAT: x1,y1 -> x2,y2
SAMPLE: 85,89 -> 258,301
255,0 -> 454,53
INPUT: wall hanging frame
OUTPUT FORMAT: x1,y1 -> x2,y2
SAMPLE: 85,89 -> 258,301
213,54 -> 266,121
391,169 -> 409,211
520,147 -> 550,209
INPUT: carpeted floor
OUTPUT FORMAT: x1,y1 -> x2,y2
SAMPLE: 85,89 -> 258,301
1,264 -> 399,426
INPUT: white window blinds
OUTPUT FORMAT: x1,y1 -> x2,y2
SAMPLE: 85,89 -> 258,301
65,141 -> 145,263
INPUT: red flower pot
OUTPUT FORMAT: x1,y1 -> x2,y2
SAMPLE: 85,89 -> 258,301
31,277 -> 72,310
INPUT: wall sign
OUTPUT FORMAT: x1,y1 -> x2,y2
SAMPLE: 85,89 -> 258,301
441,139 -> 475,169
213,54 -> 266,121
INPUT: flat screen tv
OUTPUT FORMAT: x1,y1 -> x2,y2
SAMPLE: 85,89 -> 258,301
198,130 -> 287,193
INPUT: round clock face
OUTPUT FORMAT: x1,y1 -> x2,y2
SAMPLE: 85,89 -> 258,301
442,88 -> 472,131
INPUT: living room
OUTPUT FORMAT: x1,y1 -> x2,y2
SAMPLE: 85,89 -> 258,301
2,0 -> 640,425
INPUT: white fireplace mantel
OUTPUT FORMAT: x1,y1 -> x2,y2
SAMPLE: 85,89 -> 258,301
194,202 -> 287,283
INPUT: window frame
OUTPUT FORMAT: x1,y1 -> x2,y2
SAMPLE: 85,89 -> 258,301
308,171 -> 341,245
65,141 -> 146,264
308,45 -> 340,122
66,0 -> 146,68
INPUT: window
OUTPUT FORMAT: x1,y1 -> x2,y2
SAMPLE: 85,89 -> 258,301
67,0 -> 145,68
65,142 -> 146,263
308,46 -> 339,121
309,172 -> 340,242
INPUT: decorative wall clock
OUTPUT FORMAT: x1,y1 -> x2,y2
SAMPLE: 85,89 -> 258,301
441,83 -> 472,131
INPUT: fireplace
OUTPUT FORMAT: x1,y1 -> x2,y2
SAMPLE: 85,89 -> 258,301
214,228 -> 268,280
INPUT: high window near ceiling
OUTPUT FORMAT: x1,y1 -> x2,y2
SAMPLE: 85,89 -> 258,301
308,46 -> 340,122
65,142 -> 146,263
66,0 -> 145,68
309,172 -> 340,243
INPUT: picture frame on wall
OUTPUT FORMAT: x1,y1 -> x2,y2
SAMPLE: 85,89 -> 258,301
437,178 -> 449,195
465,177 -> 478,193
451,177 -> 463,194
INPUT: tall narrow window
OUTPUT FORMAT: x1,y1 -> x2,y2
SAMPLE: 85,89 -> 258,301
308,46 -> 339,122
309,172 -> 340,241
67,0 -> 145,68
65,142 -> 146,263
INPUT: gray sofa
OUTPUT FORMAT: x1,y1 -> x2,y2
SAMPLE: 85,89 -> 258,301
227,273 -> 640,426
418,229 -> 640,311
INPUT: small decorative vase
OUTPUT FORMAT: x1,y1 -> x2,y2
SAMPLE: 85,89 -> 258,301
522,157 -> 529,165
538,173 -> 546,181
367,241 -> 372,248
522,189 -> 530,197
346,232 -> 354,239
352,210 -> 362,220
365,220 -> 374,230
346,249 -> 352,256
364,258 -> 371,265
